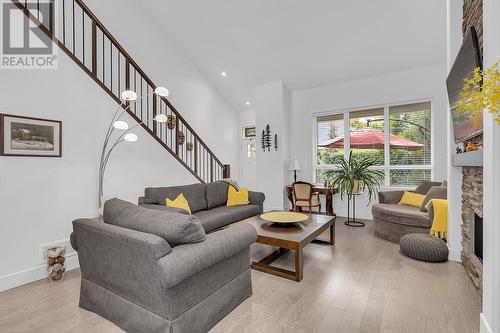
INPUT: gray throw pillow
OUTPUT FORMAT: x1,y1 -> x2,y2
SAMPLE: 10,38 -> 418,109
420,186 -> 447,212
414,181 -> 443,195
104,198 -> 206,246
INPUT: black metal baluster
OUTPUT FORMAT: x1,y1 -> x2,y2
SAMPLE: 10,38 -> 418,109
146,85 -> 149,125
110,43 -> 113,94
102,31 -> 106,86
62,0 -> 65,44
82,9 -> 85,65
118,54 -> 121,95
133,70 -> 137,115
91,21 -> 96,75
72,0 -> 75,54
140,77 -> 143,121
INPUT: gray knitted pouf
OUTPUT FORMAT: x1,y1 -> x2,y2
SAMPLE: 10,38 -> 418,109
399,233 -> 448,262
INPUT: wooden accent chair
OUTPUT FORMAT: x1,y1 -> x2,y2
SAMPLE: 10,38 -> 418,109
292,181 -> 321,213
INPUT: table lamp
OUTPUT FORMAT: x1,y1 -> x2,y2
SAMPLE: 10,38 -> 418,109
288,159 -> 301,183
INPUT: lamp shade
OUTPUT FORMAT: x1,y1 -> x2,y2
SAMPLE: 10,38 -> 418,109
288,159 -> 301,171
154,87 -> 170,97
154,114 -> 168,123
113,120 -> 129,130
124,133 -> 138,142
121,90 -> 137,101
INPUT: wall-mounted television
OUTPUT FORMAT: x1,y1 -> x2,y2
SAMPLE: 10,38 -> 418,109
446,27 -> 483,143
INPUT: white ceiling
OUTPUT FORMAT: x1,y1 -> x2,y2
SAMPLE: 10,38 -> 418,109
142,0 -> 447,111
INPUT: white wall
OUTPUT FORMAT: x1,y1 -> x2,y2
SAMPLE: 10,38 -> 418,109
239,110 -> 257,190
291,64 -> 449,219
83,0 -> 238,166
481,1 -> 500,332
446,0 -> 464,262
255,81 -> 291,211
0,1 -> 238,291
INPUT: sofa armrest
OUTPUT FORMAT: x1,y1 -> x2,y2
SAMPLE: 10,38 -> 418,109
427,203 -> 435,227
72,218 -> 172,315
158,223 -> 257,288
139,203 -> 189,215
378,191 -> 405,204
249,191 -> 265,212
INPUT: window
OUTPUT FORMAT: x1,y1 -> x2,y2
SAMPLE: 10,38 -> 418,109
317,114 -> 344,166
314,101 -> 432,188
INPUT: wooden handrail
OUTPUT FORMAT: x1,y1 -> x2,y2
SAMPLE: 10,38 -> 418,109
11,0 -> 228,181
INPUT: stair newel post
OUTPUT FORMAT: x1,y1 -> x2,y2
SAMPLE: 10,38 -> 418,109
223,164 -> 231,179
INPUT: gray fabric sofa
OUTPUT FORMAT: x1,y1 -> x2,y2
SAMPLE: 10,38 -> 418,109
138,181 -> 265,232
372,181 -> 446,243
70,198 -> 258,333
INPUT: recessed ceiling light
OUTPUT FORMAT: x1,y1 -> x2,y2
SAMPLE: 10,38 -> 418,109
245,101 -> 251,106
221,72 -> 227,77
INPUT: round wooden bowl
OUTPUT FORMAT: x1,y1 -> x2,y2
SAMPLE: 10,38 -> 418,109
260,211 -> 309,224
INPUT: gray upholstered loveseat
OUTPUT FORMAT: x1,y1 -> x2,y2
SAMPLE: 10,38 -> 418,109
372,181 -> 447,243
138,181 -> 265,232
71,189 -> 261,333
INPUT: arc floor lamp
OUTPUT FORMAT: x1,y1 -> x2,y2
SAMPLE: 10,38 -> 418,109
98,87 -> 170,207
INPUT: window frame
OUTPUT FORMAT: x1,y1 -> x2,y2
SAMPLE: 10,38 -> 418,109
312,99 -> 434,189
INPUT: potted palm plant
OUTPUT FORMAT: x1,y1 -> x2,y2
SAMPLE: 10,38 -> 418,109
322,151 -> 384,204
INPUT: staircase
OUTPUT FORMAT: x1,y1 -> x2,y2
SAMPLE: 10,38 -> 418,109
11,0 -> 229,182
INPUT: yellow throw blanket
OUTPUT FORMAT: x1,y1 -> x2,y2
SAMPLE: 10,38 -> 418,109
425,199 -> 448,240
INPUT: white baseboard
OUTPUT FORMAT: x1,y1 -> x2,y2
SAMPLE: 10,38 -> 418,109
0,253 -> 79,292
480,313 -> 493,333
448,248 -> 462,262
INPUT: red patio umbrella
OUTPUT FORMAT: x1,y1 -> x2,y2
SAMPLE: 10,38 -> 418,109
319,128 -> 424,151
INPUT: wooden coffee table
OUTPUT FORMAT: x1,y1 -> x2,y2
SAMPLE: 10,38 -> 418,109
242,214 -> 336,282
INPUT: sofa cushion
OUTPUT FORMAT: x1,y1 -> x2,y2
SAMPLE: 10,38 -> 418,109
210,205 -> 261,222
205,181 -> 229,209
372,203 -> 430,228
104,198 -> 206,246
144,183 -> 208,213
139,204 -> 189,215
420,186 -> 447,212
193,210 -> 233,232
414,181 -> 442,195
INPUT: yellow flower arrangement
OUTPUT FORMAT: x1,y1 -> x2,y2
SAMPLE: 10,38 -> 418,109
459,61 -> 500,124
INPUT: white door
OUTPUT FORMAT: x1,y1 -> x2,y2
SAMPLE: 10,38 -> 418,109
239,138 -> 256,190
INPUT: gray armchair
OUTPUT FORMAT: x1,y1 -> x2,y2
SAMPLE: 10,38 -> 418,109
372,181 -> 445,242
71,216 -> 257,333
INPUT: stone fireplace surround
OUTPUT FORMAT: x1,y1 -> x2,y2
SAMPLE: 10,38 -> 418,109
461,167 -> 483,295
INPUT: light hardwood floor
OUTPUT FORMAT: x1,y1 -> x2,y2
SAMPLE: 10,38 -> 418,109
0,218 -> 481,333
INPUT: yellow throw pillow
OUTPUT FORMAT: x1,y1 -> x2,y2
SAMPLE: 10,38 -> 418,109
398,191 -> 425,208
227,187 -> 249,207
166,193 -> 191,214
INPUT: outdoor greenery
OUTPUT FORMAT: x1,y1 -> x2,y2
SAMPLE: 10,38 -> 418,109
322,152 -> 384,204
317,109 -> 431,186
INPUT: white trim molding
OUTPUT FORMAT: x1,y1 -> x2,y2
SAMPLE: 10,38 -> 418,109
480,313 -> 493,333
0,253 -> 79,292
448,247 -> 462,262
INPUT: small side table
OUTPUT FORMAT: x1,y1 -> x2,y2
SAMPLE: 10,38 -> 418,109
345,192 -> 364,227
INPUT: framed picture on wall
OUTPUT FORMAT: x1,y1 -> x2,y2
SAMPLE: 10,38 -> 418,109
242,125 -> 256,139
0,114 -> 62,157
